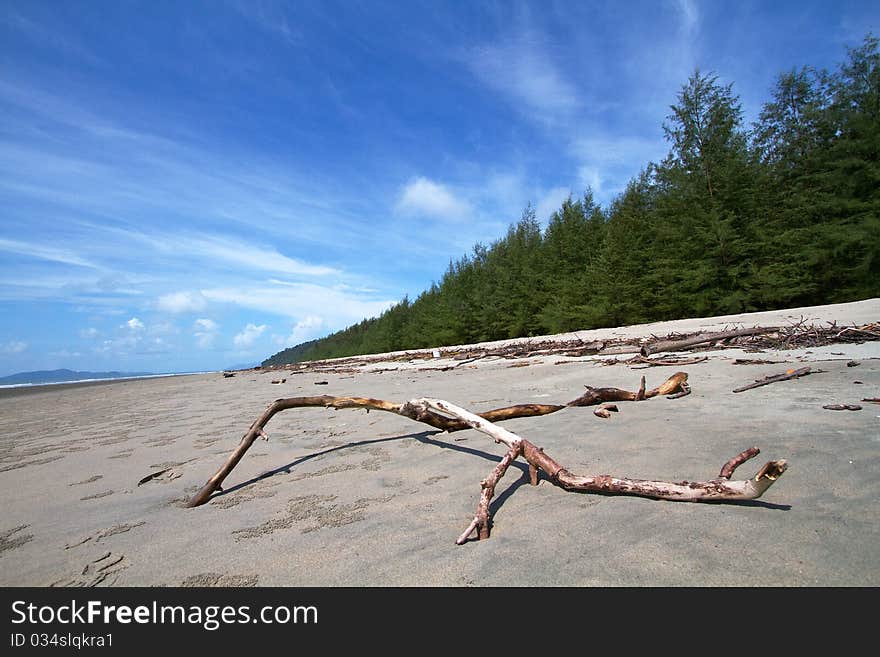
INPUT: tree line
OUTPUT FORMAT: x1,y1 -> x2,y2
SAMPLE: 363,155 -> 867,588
264,34 -> 880,367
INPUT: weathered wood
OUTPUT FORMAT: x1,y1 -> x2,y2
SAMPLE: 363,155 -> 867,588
408,398 -> 787,541
188,388 -> 787,543
629,355 -> 709,367
567,372 -> 687,406
732,366 -> 814,393
187,374 -> 690,507
641,327 -> 777,356
456,442 -> 523,544
593,404 -> 619,418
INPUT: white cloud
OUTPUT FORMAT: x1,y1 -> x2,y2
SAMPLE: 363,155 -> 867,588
193,318 -> 219,348
277,315 -> 325,346
126,317 -> 144,331
157,290 -> 207,313
1,340 -> 27,353
79,327 -> 99,339
233,323 -> 267,348
395,177 -> 471,220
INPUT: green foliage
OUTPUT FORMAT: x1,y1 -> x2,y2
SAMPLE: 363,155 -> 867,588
263,34 -> 880,367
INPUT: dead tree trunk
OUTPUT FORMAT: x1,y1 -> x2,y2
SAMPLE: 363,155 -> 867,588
640,327 -> 777,356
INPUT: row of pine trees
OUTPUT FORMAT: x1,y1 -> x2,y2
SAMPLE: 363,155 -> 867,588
264,35 -> 880,367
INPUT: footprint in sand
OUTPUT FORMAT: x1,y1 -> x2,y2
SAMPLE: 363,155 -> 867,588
0,525 -> 34,555
50,551 -> 129,587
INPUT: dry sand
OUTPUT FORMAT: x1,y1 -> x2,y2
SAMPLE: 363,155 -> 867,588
1,299 -> 878,587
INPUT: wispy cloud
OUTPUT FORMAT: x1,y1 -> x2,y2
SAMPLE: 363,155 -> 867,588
675,0 -> 699,36
227,0 -> 304,46
463,35 -> 581,123
0,237 -> 100,269
202,282 -> 394,326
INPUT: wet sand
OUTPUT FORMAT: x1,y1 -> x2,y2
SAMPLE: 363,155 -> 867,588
1,299 -> 878,586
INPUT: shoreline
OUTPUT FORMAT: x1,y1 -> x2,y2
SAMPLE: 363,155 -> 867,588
0,371 -> 213,399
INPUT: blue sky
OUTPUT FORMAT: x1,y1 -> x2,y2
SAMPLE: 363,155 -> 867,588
1,0 -> 877,376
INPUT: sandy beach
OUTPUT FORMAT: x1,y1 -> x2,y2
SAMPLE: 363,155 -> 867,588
1,299 -> 878,587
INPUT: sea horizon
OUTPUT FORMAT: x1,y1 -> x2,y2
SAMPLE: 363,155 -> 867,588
0,370 -> 216,390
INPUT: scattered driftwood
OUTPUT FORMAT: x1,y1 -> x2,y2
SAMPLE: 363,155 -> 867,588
847,361 -> 860,367
270,379 -> 287,384
185,375 -> 787,544
733,366 -> 816,393
259,318 -> 879,376
640,327 -> 776,356
822,404 -> 862,411
862,398 -> 880,404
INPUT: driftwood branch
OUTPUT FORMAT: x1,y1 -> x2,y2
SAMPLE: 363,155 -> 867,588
641,326 -> 777,356
186,373 -> 689,507
732,366 -> 815,393
185,376 -> 787,544
404,399 -> 786,543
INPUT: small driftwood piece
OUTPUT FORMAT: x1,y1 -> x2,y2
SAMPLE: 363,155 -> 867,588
733,366 -> 814,393
862,398 -> 880,404
641,326 -> 777,357
822,404 -> 862,411
629,355 -> 708,368
593,404 -> 619,419
186,373 -> 689,507
403,399 -> 787,543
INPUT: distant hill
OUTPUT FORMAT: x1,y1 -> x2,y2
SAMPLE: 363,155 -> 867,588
0,369 -> 156,386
